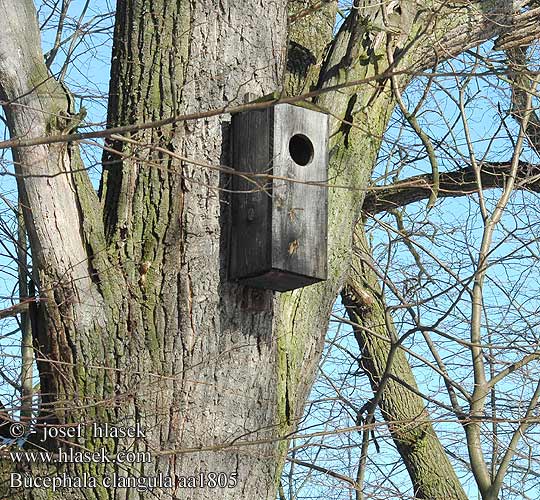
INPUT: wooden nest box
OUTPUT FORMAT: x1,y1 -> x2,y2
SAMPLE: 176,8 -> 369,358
229,103 -> 328,292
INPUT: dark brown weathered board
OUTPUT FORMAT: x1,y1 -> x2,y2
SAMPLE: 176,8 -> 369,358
230,103 -> 328,292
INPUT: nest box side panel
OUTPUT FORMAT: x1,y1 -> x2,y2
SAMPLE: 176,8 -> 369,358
271,104 -> 328,282
229,109 -> 273,280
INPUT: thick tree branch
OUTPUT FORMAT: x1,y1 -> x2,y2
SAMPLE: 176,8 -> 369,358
0,0 -> 114,424
342,227 -> 468,500
363,161 -> 540,214
417,2 -> 538,70
507,46 -> 540,154
494,6 -> 540,51
0,301 -> 30,321
0,0 -> 103,284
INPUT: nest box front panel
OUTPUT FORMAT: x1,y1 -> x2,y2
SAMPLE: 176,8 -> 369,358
229,103 -> 328,291
271,104 -> 328,283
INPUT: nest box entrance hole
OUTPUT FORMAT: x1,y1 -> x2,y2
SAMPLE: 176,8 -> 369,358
289,133 -> 314,166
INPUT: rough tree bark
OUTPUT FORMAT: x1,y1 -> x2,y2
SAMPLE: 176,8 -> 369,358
0,1 -> 539,500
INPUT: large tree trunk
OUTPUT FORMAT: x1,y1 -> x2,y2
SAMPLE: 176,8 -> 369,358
0,1 -> 538,500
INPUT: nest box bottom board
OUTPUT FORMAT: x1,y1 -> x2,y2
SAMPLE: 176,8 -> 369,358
237,269 -> 323,292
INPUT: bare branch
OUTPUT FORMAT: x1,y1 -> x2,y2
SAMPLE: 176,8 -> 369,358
287,457 -> 359,489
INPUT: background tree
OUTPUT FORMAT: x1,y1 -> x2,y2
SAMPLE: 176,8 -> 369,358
0,1 -> 539,500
